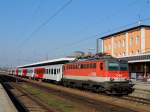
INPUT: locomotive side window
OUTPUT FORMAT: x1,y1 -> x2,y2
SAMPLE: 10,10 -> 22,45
100,63 -> 103,70
120,63 -> 128,71
90,63 -> 93,68
93,63 -> 96,68
87,64 -> 89,68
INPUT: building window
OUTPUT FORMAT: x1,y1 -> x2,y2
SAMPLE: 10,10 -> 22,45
131,51 -> 133,54
122,52 -> 125,56
119,41 -> 121,48
114,42 -> 116,48
109,44 -> 111,50
117,41 -> 120,48
118,41 -> 120,48
122,39 -> 125,47
137,49 -> 140,54
105,45 -> 107,51
130,37 -> 133,46
136,36 -> 139,44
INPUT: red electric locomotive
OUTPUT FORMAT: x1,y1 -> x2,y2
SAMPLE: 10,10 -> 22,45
63,55 -> 134,95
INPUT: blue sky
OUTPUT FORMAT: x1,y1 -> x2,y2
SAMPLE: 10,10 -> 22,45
0,0 -> 150,67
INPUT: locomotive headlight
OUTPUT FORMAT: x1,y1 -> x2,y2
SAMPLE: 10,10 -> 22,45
110,78 -> 114,81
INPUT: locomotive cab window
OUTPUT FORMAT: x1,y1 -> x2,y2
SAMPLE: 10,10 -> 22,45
108,62 -> 119,71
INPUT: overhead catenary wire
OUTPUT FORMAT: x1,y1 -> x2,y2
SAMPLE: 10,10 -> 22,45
18,0 -> 72,49
49,17 -> 150,58
18,16 -> 150,65
47,0 -> 145,52
17,0 -> 150,64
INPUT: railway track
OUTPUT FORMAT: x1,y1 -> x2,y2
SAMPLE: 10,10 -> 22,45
10,82 -> 56,112
1,74 -> 150,112
121,96 -> 150,105
0,75 -> 55,112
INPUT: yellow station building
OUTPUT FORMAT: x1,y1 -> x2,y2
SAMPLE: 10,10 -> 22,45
100,25 -> 150,81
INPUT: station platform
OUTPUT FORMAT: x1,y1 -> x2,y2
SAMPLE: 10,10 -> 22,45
133,81 -> 150,91
0,84 -> 17,112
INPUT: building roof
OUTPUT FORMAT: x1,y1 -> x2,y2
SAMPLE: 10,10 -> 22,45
118,52 -> 150,63
18,57 -> 75,68
100,25 -> 150,40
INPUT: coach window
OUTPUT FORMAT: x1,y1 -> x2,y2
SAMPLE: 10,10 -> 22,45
48,69 -> 50,74
54,69 -> 56,75
51,69 -> 53,74
57,69 -> 59,73
100,63 -> 103,70
45,69 -> 47,74
50,69 -> 52,74
57,69 -> 59,74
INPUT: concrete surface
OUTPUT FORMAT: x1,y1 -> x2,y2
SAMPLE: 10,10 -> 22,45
133,81 -> 150,91
0,84 -> 17,112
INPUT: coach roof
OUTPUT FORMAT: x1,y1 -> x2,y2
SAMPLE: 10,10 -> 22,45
18,57 -> 75,68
